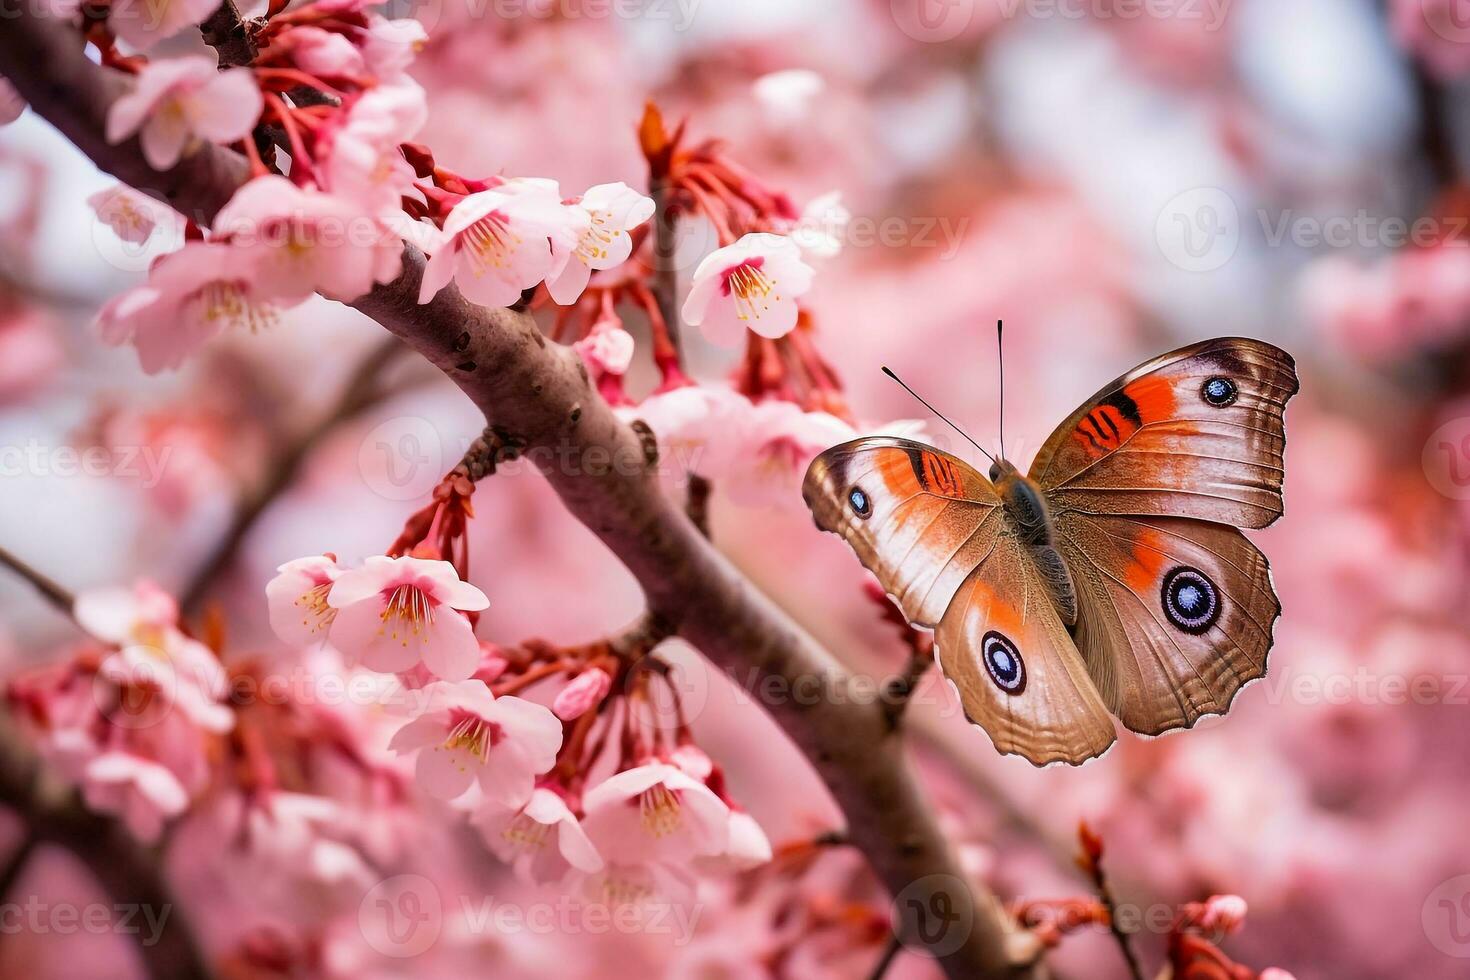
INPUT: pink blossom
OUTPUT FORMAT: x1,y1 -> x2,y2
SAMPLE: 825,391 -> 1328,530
752,69 -> 825,127
581,860 -> 696,912
582,761 -> 730,864
726,400 -> 855,508
327,556 -> 489,680
618,384 -> 753,482
80,751 -> 189,842
88,185 -> 183,245
552,667 -> 611,721
359,16 -> 428,81
266,555 -> 347,647
0,75 -> 24,125
74,580 -> 230,713
682,233 -> 813,347
573,317 -> 636,376
105,57 -> 262,171
471,786 -> 604,883
0,307 -> 63,402
319,84 -> 427,220
95,241 -> 281,373
387,680 -> 561,806
279,26 -> 368,79
720,810 -> 773,870
787,191 -> 849,260
213,175 -> 403,303
547,182 -> 655,305
1198,894 -> 1248,934
419,179 -> 582,308
108,0 -> 224,49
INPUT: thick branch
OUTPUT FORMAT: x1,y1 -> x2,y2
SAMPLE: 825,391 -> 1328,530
0,16 -> 1039,978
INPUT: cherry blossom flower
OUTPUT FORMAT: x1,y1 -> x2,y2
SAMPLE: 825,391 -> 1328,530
726,400 -> 855,508
107,0 -> 224,49
387,680 -> 561,807
618,384 -> 753,482
74,580 -> 230,712
682,233 -> 813,347
359,15 -> 429,81
581,860 -> 697,912
88,185 -> 184,246
551,667 -> 611,721
213,175 -> 403,304
319,84 -> 427,220
95,241 -> 281,373
573,317 -> 636,376
279,26 -> 369,79
753,69 -> 825,126
419,178 -> 582,308
79,750 -> 189,843
0,76 -> 24,125
327,555 -> 489,680
547,182 -> 655,305
105,57 -> 262,171
471,787 -> 603,883
1197,894 -> 1248,934
582,761 -> 731,864
723,811 -> 773,869
266,555 -> 347,648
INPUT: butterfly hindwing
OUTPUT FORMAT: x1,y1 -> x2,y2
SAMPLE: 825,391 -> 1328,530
1055,512 -> 1279,735
1029,337 -> 1298,529
935,532 -> 1116,766
803,437 -> 1003,629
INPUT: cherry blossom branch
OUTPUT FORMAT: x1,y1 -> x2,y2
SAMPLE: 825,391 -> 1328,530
181,335 -> 415,613
0,544 -> 76,617
0,708 -> 211,980
0,13 -> 1040,978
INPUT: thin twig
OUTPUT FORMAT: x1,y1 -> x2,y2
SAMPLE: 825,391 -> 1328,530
0,545 -> 75,616
882,646 -> 934,730
685,474 -> 712,538
866,933 -> 904,980
1078,824 -> 1145,980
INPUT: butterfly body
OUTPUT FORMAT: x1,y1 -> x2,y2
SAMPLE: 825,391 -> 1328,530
803,337 -> 1298,766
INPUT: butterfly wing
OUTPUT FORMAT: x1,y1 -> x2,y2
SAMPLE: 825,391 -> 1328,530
935,534 -> 1117,766
1029,337 -> 1296,735
803,437 -> 1004,629
1054,512 -> 1279,734
1029,337 -> 1298,529
803,438 -> 1115,765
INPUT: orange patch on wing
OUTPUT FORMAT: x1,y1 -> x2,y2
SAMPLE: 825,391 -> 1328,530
1123,375 -> 1176,423
1122,528 -> 1169,592
877,451 -> 921,495
920,451 -> 963,497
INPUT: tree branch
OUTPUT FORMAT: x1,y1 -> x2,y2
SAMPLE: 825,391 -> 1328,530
0,14 -> 1040,978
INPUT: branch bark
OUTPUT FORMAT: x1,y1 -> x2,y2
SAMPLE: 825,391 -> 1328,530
0,14 -> 1040,978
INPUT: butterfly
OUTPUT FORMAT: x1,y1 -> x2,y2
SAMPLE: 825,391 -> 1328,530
802,336 -> 1298,766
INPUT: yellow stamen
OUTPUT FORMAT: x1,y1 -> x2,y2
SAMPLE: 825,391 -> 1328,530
295,581 -> 335,633
462,213 -> 521,276
726,262 -> 780,323
639,783 -> 682,839
378,584 -> 434,648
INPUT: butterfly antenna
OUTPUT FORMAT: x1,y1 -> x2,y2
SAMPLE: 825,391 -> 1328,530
997,319 -> 1006,462
880,366 -> 996,464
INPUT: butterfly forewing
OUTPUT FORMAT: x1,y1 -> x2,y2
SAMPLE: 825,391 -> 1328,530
802,438 -> 1002,628
1029,337 -> 1298,529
